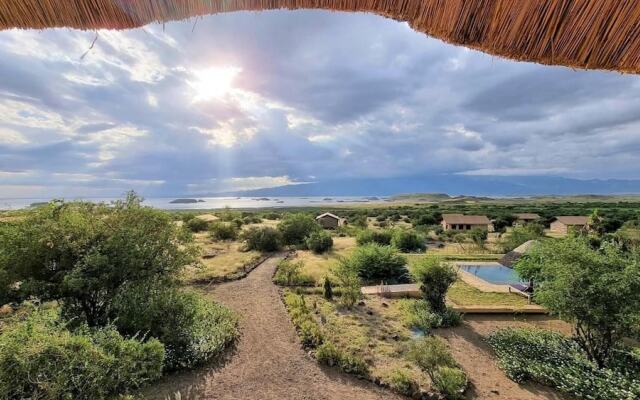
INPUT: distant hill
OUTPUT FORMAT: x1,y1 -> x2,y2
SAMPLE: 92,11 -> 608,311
221,175 -> 640,197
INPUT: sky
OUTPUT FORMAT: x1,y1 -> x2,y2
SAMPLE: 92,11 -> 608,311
1,9 -> 640,199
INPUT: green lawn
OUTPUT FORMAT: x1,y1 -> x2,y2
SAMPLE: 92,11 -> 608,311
447,281 -> 529,307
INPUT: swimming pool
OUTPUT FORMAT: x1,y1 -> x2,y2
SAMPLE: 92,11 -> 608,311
458,263 -> 522,285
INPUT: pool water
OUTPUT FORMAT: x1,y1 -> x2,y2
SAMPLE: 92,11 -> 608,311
459,264 -> 522,285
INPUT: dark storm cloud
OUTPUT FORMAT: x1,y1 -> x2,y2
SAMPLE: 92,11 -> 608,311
1,9 -> 640,198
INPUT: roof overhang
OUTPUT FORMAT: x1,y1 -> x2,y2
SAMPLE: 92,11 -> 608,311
1,1 -> 640,73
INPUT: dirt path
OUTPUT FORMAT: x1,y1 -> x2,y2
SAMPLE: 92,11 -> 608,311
437,315 -> 568,400
144,255 -> 403,400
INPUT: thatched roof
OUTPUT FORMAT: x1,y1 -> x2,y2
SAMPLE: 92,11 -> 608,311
554,216 -> 589,225
1,1 -> 640,73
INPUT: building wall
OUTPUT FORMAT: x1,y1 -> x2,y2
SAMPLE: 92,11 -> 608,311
549,221 -> 568,235
442,222 -> 488,231
317,217 -> 340,229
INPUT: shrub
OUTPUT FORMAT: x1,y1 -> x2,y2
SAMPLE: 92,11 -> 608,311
241,227 -> 282,252
278,214 -> 321,245
487,328 -> 640,400
332,261 -> 362,308
305,230 -> 334,253
433,367 -> 468,399
315,342 -> 369,377
392,229 -> 426,252
468,228 -> 488,249
387,368 -> 418,396
209,221 -> 239,241
411,256 -> 457,314
398,299 -> 442,331
186,217 -> 210,232
356,229 -> 392,246
407,336 -> 455,381
273,260 -> 314,286
343,244 -> 408,284
0,309 -> 164,400
282,292 -> 324,348
440,307 -> 463,328
111,284 -> 238,371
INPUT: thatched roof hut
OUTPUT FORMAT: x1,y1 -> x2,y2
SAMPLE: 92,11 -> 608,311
1,1 -> 640,74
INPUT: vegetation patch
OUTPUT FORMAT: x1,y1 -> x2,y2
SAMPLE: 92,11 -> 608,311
447,281 -> 529,307
488,328 -> 640,400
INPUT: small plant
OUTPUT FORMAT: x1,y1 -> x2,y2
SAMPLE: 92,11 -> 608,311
391,229 -> 426,252
305,230 -> 334,253
273,260 -> 314,286
407,336 -> 455,381
186,217 -> 209,232
433,367 -> 468,399
387,368 -> 418,397
282,291 -> 324,349
398,299 -> 441,331
315,341 -> 368,377
323,277 -> 334,300
332,261 -> 362,308
316,341 -> 341,366
356,229 -> 393,246
208,221 -> 239,241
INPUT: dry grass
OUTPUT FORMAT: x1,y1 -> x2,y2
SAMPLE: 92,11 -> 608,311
447,281 -> 529,307
182,233 -> 261,283
307,294 -> 431,392
291,236 -> 356,284
2,1 -> 640,74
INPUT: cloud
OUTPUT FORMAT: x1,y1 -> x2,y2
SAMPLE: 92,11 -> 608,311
0,10 -> 640,199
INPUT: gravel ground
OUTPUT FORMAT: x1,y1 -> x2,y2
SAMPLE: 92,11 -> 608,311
144,255 -> 403,400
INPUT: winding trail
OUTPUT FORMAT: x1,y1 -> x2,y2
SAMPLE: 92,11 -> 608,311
144,255 -> 403,400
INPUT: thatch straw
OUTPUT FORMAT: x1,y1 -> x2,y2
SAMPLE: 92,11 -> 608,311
1,0 -> 639,73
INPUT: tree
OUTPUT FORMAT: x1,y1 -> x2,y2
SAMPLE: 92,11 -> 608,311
468,228 -> 487,249
515,237 -> 640,368
343,244 -> 408,284
587,209 -> 606,237
0,193 -> 197,326
500,223 -> 544,252
392,229 -> 426,253
241,227 -> 282,252
412,257 -> 457,314
278,214 -> 321,246
356,229 -> 392,246
305,230 -> 333,253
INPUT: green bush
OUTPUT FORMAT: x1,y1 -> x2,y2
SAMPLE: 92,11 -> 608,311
392,229 -> 426,252
241,227 -> 282,252
356,229 -> 393,246
332,261 -> 362,308
323,277 -> 334,300
283,291 -> 324,348
387,368 -> 418,396
273,260 -> 314,286
398,299 -> 442,331
487,328 -> 640,400
0,309 -> 164,400
407,336 -> 456,381
411,256 -> 457,314
315,341 -> 369,377
186,217 -> 210,232
433,367 -> 468,400
278,214 -> 321,245
208,221 -> 239,241
111,284 -> 238,371
501,223 -> 544,252
305,231 -> 334,253
343,244 -> 408,284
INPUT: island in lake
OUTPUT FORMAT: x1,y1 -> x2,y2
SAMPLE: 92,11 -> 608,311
169,198 -> 205,204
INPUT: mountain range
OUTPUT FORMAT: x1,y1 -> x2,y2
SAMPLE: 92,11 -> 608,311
218,175 -> 640,197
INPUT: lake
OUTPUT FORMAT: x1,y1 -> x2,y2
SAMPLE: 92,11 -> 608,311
0,196 -> 389,211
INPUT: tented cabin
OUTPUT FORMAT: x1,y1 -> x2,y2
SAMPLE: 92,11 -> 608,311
550,216 -> 589,235
513,213 -> 541,226
315,213 -> 345,229
441,214 -> 491,232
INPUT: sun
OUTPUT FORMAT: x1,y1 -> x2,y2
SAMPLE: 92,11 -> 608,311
190,66 -> 241,102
